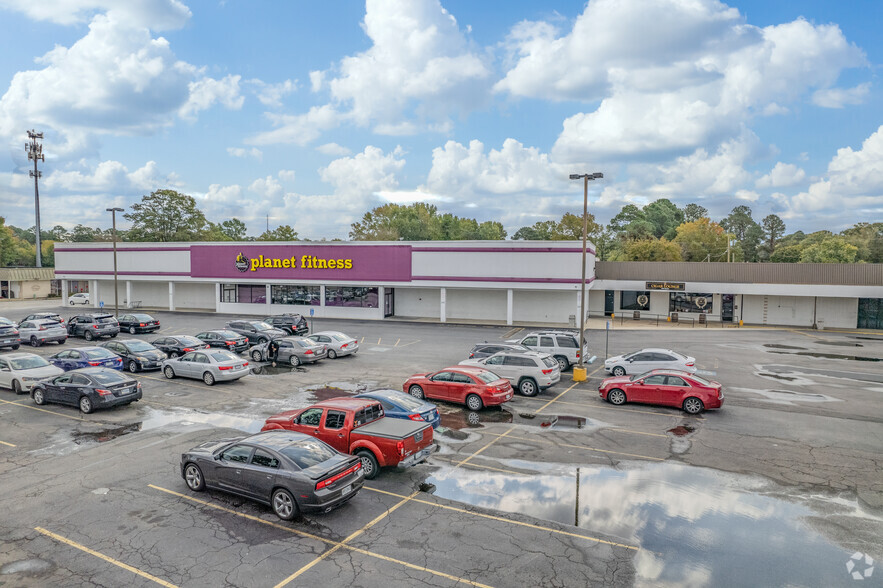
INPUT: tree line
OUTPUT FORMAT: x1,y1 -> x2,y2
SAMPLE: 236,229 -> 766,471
1,189 -> 879,267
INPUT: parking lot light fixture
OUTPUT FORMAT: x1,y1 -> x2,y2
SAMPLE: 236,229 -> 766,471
107,207 -> 124,317
569,172 -> 604,370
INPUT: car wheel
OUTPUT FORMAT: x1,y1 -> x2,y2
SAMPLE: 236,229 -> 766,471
69,300 -> 75,305
466,394 -> 483,411
251,350 -> 262,362
128,360 -> 139,373
79,396 -> 93,414
409,385 -> 424,400
32,387 -> 45,404
356,450 -> 380,480
170,351 -> 179,358
129,326 -> 136,334
30,336 -> 41,347
11,344 -> 19,350
289,355 -> 300,367
184,463 -> 205,492
110,333 -> 117,338
203,371 -> 215,386
607,388 -> 626,405
519,378 -> 538,397
683,397 -> 704,415
84,331 -> 94,341
271,488 -> 299,521
58,338 -> 66,345
555,355 -> 569,372
612,366 -> 626,377
163,366 -> 175,379
328,349 -> 337,359
12,380 -> 23,395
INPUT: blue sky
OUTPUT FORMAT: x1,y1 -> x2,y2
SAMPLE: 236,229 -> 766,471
0,0 -> 880,239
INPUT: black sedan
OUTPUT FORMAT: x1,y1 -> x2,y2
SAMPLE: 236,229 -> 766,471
151,335 -> 209,358
31,368 -> 142,414
195,330 -> 250,353
117,313 -> 161,334
100,339 -> 167,372
180,430 -> 364,520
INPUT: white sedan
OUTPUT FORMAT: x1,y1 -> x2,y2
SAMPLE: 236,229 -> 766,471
69,293 -> 90,305
604,348 -> 696,376
306,331 -> 359,358
162,349 -> 250,386
0,353 -> 64,394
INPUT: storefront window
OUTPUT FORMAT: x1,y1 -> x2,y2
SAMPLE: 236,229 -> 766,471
621,291 -> 650,311
271,285 -> 321,305
220,284 -> 265,303
325,286 -> 379,308
669,293 -> 714,314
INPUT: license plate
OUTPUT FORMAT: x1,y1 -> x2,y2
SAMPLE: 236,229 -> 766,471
2,339 -> 10,344
235,364 -> 244,369
341,484 -> 352,496
120,387 -> 133,395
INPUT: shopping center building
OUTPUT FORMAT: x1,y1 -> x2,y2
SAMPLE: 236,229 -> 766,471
53,241 -> 883,329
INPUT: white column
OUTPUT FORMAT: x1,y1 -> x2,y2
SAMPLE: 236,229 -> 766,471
506,289 -> 513,326
576,290 -> 583,324
320,285 -> 326,307
168,282 -> 175,311
215,283 -> 221,312
125,281 -> 132,309
91,280 -> 99,308
61,280 -> 68,306
440,288 -> 446,323
265,284 -> 272,308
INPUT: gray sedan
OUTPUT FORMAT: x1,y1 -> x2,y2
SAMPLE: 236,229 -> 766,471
180,430 -> 364,519
18,319 -> 67,347
248,336 -> 327,366
306,331 -> 359,358
162,349 -> 249,385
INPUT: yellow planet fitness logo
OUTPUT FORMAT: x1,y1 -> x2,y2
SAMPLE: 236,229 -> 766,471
236,252 -> 353,271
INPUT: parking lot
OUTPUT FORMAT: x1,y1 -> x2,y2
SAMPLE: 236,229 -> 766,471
1,300 -> 881,587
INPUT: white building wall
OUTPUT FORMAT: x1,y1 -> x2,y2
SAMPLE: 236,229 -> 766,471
174,282 -> 215,310
512,290 -> 575,324
395,288 -> 441,318
130,282 -> 175,308
446,289 -> 507,321
816,297 -> 858,329
742,295 -> 815,326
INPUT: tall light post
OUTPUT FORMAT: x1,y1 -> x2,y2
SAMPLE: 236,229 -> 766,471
26,130 -> 45,267
107,207 -> 124,317
569,172 -> 604,371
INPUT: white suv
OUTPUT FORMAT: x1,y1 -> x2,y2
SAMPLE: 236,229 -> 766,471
507,331 -> 583,372
459,350 -> 560,396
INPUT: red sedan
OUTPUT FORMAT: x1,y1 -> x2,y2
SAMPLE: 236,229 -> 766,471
598,369 -> 723,414
404,366 -> 513,411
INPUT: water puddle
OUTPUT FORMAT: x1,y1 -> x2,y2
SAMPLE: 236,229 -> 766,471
817,341 -> 863,347
439,407 -> 513,430
763,344 -> 806,350
0,558 -> 54,576
306,385 -> 366,402
514,413 -> 588,429
767,351 -> 881,362
667,423 -> 696,437
424,462 -> 881,587
72,423 -> 142,444
756,372 -> 797,381
250,363 -> 307,375
732,387 -> 841,405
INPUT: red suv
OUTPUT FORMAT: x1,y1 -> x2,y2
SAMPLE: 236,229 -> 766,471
599,369 -> 723,414
404,366 -> 513,411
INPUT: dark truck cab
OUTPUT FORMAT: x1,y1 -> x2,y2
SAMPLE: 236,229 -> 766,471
261,398 -> 434,479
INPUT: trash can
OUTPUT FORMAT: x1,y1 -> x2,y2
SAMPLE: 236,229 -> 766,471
633,311 -> 640,320
670,312 -> 678,323
698,314 -> 706,324
568,315 -> 576,328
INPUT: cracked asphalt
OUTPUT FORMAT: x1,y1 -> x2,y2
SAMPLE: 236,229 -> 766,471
0,302 -> 881,587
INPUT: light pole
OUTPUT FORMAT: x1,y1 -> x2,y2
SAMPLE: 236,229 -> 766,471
26,130 -> 45,268
107,207 -> 124,317
569,172 -> 603,371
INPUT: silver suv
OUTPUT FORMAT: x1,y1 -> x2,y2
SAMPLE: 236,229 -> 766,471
507,331 -> 583,372
459,350 -> 560,397
18,319 -> 67,347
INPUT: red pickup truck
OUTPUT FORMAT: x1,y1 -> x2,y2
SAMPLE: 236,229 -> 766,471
261,398 -> 434,479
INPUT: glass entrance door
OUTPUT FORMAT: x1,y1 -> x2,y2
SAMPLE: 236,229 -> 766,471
721,294 -> 735,322
384,288 -> 395,317
858,298 -> 883,329
604,290 -> 614,316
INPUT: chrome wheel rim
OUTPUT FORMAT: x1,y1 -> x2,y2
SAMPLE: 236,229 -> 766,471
409,386 -> 423,399
185,466 -> 201,490
273,492 -> 293,518
467,396 -> 481,410
328,350 -> 337,359
521,381 -> 536,396
360,456 -> 374,476
556,357 -> 567,371
252,351 -> 261,361
129,361 -> 138,373
609,390 -> 625,405
80,397 -> 91,413
203,373 -> 214,385
684,398 -> 702,414
613,367 -> 625,376
33,389 -> 43,404
164,367 -> 174,379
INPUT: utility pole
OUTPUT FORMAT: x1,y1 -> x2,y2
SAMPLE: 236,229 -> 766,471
107,208 -> 124,317
26,130 -> 45,267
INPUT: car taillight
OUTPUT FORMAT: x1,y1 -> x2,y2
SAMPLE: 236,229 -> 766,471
88,361 -> 101,366
243,361 -> 249,367
92,325 -> 99,329
218,366 -> 233,370
576,352 -> 580,358
487,386 -> 498,393
340,343 -> 348,349
96,389 -> 112,396
469,352 -> 474,358
38,325 -> 47,331
542,368 -> 554,375
686,362 -> 695,367
408,414 -> 425,421
182,347 -> 194,352
316,462 -> 361,490
397,440 -> 405,457
305,349 -> 313,355
225,341 -> 236,345
139,323 -> 145,327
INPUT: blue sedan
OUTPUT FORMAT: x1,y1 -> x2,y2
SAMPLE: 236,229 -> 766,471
354,388 -> 440,429
48,347 -> 123,371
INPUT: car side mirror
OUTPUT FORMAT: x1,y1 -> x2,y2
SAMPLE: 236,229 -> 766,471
0,367 -> 9,372
638,379 -> 644,385
627,358 -> 634,362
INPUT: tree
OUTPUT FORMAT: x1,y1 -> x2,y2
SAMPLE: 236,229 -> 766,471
259,225 -> 300,241
0,217 -> 16,266
643,199 -> 684,239
46,225 -> 71,242
554,212 -> 601,240
674,218 -> 729,262
799,237 -> 859,263
770,244 -> 803,263
621,238 -> 683,261
608,204 -> 645,235
840,222 -> 883,263
350,203 -> 503,241
220,218 -> 248,241
513,221 -> 557,240
761,215 -> 786,252
683,203 -> 709,222
124,189 -> 209,242
721,205 -> 761,261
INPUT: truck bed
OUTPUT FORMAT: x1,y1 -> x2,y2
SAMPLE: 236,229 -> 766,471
356,417 -> 430,440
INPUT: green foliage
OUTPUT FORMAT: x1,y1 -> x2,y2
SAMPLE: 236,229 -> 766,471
124,189 -> 209,242
513,221 -> 557,240
761,214 -> 786,250
840,222 -> 882,263
512,213 -> 600,242
258,225 -> 300,241
349,203 -> 505,241
620,238 -> 683,261
220,218 -> 249,241
683,203 -> 708,222
721,205 -> 761,261
770,244 -> 804,263
674,218 -> 729,262
643,199 -> 685,239
799,237 -> 859,263
0,217 -> 16,266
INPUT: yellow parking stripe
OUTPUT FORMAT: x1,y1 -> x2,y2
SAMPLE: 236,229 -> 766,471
0,397 -> 84,421
0,440 -> 16,447
480,431 -> 665,461
456,428 -> 513,469
35,527 -> 178,588
364,487 -> 638,551
148,485 -> 492,588
534,366 -> 604,413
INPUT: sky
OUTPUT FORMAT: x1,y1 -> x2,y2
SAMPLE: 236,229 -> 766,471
0,0 -> 880,240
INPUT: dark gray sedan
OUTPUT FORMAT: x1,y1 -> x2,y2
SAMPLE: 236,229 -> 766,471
180,431 -> 364,519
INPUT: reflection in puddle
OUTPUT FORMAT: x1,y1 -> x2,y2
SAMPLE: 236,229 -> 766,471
756,372 -> 797,381
817,341 -> 863,347
426,463 -> 878,587
667,424 -> 696,437
768,351 -> 881,362
763,344 -> 806,350
250,364 -> 307,375
307,385 -> 364,402
440,407 -> 513,430
72,423 -> 142,444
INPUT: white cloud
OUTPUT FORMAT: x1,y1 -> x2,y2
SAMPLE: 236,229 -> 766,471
248,78 -> 297,108
0,0 -> 192,30
309,70 -> 324,93
278,170 -> 296,182
247,105 -> 341,146
811,83 -> 871,108
179,74 -> 243,120
319,145 -> 405,197
756,162 -> 806,188
226,147 -> 263,160
316,142 -> 351,156
734,189 -> 759,202
376,189 -> 451,204
43,159 -> 169,192
248,175 -> 284,200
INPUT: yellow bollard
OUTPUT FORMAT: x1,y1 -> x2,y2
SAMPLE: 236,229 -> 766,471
667,316 -> 671,322
572,366 -> 587,382
739,319 -> 743,327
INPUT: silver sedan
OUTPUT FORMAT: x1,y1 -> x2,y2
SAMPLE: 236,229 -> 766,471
162,349 -> 250,385
249,336 -> 327,366
306,331 -> 359,359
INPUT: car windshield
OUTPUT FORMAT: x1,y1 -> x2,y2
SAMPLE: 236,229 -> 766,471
9,356 -> 51,370
474,371 -> 498,384
296,340 -> 314,348
251,322 -> 274,331
375,391 -> 424,411
629,371 -> 654,381
210,351 -> 238,362
280,440 -> 338,469
622,351 -> 639,359
126,341 -> 155,352
0,318 -> 13,325
96,316 -> 116,324
85,349 -> 115,359
91,371 -> 130,384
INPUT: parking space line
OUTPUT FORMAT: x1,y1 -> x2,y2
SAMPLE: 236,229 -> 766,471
395,339 -> 420,348
433,454 -> 524,475
456,427 -> 513,469
364,488 -> 639,551
35,527 -> 178,588
546,398 -> 705,420
0,440 -> 15,447
394,338 -> 400,347
138,374 -> 230,393
501,327 -> 522,340
273,491 -> 419,588
148,485 -> 492,588
480,431 -> 665,461
0,397 -> 84,420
